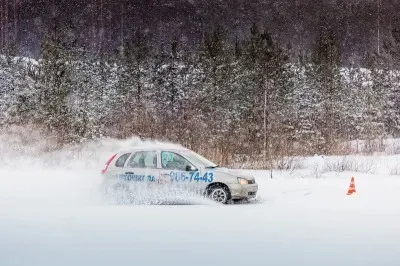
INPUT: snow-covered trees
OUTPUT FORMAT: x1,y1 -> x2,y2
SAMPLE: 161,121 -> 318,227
311,27 -> 343,153
1,23 -> 400,162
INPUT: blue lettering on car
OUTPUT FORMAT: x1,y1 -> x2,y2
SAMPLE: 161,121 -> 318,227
168,171 -> 214,183
119,173 -> 155,182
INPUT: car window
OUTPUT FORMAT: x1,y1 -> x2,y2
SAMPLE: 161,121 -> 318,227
161,151 -> 195,171
115,153 -> 131,167
127,151 -> 157,169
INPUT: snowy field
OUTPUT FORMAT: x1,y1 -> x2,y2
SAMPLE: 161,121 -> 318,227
1,137 -> 400,266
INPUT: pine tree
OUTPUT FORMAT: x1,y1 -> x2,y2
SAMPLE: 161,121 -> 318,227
382,25 -> 400,137
114,27 -> 151,138
38,12 -> 75,145
311,27 -> 343,153
197,25 -> 235,164
292,60 -> 324,154
242,23 -> 288,167
151,39 -> 193,142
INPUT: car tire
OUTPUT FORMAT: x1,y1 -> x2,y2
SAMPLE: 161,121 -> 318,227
208,185 -> 230,204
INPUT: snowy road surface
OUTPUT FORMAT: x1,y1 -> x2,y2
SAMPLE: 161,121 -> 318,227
1,137 -> 400,266
1,166 -> 400,266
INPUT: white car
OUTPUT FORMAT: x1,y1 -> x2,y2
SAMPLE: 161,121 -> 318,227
101,145 -> 258,204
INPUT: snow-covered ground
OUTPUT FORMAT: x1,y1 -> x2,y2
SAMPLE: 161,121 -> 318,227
1,137 -> 400,266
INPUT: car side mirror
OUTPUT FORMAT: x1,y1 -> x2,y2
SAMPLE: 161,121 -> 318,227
186,165 -> 197,172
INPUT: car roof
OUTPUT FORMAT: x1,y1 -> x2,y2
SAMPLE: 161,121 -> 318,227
116,143 -> 191,154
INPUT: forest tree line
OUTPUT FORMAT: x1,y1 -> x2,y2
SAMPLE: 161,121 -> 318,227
1,20 -> 400,166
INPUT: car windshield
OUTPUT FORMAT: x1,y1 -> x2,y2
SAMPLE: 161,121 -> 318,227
185,150 -> 218,168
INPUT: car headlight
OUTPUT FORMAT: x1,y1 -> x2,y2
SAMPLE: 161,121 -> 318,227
238,177 -> 249,185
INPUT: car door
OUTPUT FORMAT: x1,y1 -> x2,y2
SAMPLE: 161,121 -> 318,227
159,150 -> 203,193
120,150 -> 159,184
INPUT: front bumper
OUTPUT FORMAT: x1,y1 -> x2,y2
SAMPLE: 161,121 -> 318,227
227,183 -> 258,200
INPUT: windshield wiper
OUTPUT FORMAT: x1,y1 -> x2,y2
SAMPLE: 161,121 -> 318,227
205,165 -> 219,169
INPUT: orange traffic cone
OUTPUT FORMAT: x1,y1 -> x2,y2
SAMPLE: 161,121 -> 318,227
347,177 -> 356,195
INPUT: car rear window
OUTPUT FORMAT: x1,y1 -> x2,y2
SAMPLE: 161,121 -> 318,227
115,153 -> 131,167
127,151 -> 157,169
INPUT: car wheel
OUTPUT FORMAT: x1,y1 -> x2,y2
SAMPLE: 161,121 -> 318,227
208,186 -> 230,204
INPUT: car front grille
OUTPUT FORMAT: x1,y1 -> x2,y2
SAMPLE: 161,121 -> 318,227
248,191 -> 257,196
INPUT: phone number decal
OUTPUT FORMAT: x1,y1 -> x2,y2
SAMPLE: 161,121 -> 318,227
169,171 -> 214,183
